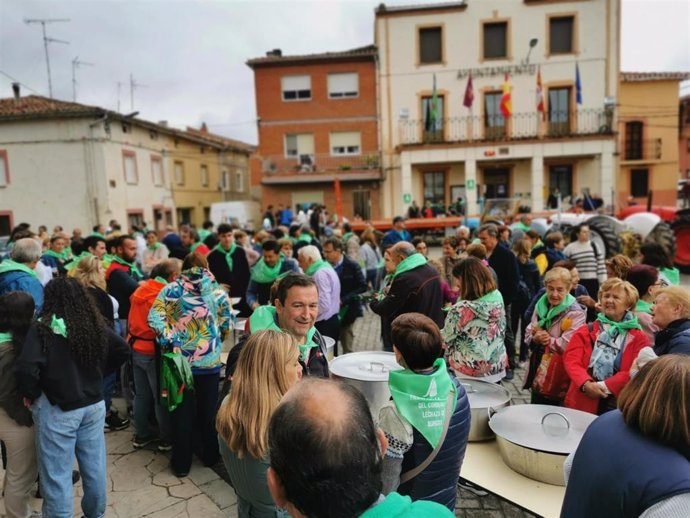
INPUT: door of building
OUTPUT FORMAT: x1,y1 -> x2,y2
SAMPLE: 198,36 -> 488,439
482,168 -> 510,199
549,165 -> 573,200
353,190 -> 371,220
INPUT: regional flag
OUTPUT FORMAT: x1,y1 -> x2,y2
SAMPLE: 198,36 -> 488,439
500,72 -> 512,118
575,63 -> 583,105
536,67 -> 545,119
463,73 -> 474,109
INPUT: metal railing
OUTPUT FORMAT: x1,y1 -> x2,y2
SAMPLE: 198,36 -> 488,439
261,153 -> 381,176
623,138 -> 662,161
398,109 -> 613,145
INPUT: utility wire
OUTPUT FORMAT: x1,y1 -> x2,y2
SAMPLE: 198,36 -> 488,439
0,70 -> 41,94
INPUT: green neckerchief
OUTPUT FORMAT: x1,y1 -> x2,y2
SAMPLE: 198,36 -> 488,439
535,239 -> 544,249
536,293 -> 576,329
63,248 -> 72,261
251,255 -> 284,284
0,259 -> 37,278
65,251 -> 93,272
190,242 -> 203,253
147,242 -> 161,251
388,358 -> 456,449
38,315 -> 68,338
376,257 -> 385,269
391,252 -> 427,280
213,242 -> 237,272
635,299 -> 653,314
478,289 -> 503,304
305,259 -> 332,277
91,232 -> 106,239
597,312 -> 641,336
248,305 -> 318,361
660,267 -> 680,286
0,332 -> 12,343
343,232 -> 353,242
198,229 -> 211,243
298,233 -> 312,243
101,253 -> 115,270
112,256 -> 143,279
154,276 -> 168,285
512,222 -> 531,232
43,249 -> 65,262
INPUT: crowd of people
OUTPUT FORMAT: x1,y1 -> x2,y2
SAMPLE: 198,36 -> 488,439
0,207 -> 688,517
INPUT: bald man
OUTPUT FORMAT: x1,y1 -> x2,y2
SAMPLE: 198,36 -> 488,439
370,242 -> 443,351
267,378 -> 453,518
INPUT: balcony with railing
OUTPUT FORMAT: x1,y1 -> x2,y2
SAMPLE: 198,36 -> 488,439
622,138 -> 662,162
398,109 -> 613,146
260,153 -> 382,184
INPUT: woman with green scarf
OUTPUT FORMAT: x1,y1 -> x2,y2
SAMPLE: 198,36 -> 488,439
564,278 -> 651,415
523,267 -> 586,405
626,264 -> 661,342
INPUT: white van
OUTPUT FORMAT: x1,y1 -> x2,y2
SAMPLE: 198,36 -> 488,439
210,201 -> 261,232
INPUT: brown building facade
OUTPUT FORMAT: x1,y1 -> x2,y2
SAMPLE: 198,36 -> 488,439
680,94 -> 690,182
247,46 -> 382,221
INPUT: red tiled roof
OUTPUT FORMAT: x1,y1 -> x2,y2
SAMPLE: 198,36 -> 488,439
0,95 -> 103,119
621,72 -> 690,82
186,125 -> 255,153
247,45 -> 377,67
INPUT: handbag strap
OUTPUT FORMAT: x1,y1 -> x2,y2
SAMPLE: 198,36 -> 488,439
399,387 -> 455,484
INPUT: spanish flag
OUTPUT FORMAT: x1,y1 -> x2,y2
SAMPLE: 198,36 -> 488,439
536,67 -> 545,119
500,72 -> 512,118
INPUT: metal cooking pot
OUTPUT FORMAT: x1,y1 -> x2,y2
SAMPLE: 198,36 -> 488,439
459,378 -> 511,442
488,404 -> 597,486
329,351 -> 403,418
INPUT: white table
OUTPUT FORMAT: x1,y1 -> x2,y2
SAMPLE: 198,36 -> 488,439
460,441 -> 565,518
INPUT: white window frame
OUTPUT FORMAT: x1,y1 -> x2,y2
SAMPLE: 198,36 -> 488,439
221,169 -> 230,191
285,133 -> 315,158
123,151 -> 138,185
0,150 -> 8,187
330,132 -> 361,156
235,170 -> 244,192
151,156 -> 164,186
281,75 -> 311,101
328,72 -> 359,99
174,161 -> 185,186
200,164 -> 209,187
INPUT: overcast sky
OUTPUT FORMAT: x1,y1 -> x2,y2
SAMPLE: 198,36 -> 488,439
1,0 -> 688,145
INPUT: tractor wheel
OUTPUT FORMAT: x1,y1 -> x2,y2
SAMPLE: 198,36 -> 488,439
672,215 -> 690,273
644,222 -> 676,262
587,216 -> 622,258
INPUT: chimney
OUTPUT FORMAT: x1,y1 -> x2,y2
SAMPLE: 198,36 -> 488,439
12,82 -> 20,103
158,120 -> 168,127
266,49 -> 282,57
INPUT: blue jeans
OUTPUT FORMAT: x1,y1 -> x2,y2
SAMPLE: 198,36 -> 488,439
132,351 -> 171,442
32,394 -> 107,518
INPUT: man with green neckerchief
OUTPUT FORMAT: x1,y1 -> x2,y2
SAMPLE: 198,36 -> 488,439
378,313 -> 470,511
40,235 -> 68,277
246,240 -> 299,310
225,273 -> 329,385
297,245 -> 341,343
370,242 -> 444,352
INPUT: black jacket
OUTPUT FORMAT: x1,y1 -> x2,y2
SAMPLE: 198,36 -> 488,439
370,263 -> 443,350
16,324 -> 129,411
207,246 -> 251,317
334,255 -> 367,326
488,244 -> 520,306
654,319 -> 690,356
0,339 -> 32,426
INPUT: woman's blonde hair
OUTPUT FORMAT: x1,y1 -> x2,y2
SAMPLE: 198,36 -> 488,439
544,266 -> 572,288
277,238 -> 293,251
598,278 -> 639,309
512,238 -> 532,264
619,355 -> 690,448
71,255 -> 105,290
216,329 -> 300,459
655,286 -> 690,319
605,254 -> 634,280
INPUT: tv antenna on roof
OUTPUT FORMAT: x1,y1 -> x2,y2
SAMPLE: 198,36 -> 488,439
72,57 -> 94,102
129,74 -> 148,112
24,18 -> 70,98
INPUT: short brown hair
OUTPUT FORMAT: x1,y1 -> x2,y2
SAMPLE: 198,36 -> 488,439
442,236 -> 458,248
452,257 -> 496,301
605,254 -> 634,280
619,355 -> 690,448
466,243 -> 487,260
391,313 -> 442,370
544,232 -> 564,248
182,252 -> 208,270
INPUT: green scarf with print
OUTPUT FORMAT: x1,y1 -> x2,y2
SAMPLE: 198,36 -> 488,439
388,358 -> 456,449
251,255 -> 284,284
248,305 -> 318,361
0,259 -> 37,278
112,256 -> 143,279
635,299 -> 653,314
596,312 -> 641,336
391,252 -> 427,280
536,293 -> 576,329
305,259 -> 332,277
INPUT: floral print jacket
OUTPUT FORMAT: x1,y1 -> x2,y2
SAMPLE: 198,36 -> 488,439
441,289 -> 508,378
148,267 -> 232,374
